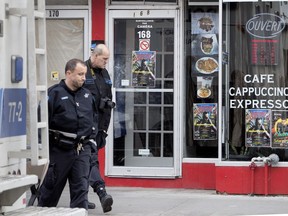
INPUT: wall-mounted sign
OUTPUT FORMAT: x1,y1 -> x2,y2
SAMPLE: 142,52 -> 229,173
51,71 -> 59,81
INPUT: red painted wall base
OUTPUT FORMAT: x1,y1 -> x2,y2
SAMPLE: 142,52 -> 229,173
216,165 -> 288,195
102,159 -> 288,195
104,163 -> 215,189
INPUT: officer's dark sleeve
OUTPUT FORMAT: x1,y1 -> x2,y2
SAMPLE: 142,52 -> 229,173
100,69 -> 113,131
92,97 -> 99,134
100,108 -> 112,131
47,92 -> 54,126
47,84 -> 58,126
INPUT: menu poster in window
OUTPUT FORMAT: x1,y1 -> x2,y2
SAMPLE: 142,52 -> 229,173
191,34 -> 218,56
192,56 -> 219,75
245,109 -> 271,147
272,110 -> 288,148
249,39 -> 279,66
191,13 -> 219,34
193,103 -> 217,140
196,76 -> 213,99
131,51 -> 156,87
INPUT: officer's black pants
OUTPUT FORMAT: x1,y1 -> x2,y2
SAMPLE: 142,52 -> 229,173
89,148 -> 105,191
38,144 -> 91,209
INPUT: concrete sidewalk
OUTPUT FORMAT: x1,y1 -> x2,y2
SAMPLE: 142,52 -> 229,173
55,186 -> 288,216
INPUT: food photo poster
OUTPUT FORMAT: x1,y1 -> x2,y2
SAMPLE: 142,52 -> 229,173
196,76 -> 213,99
191,13 -> 219,34
191,12 -> 219,76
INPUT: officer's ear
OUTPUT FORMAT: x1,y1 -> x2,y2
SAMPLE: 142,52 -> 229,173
93,52 -> 99,58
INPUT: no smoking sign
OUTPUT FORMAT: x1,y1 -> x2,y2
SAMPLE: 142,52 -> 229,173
139,39 -> 150,51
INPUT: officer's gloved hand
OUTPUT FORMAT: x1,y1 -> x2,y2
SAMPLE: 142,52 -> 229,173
96,130 -> 108,149
88,139 -> 98,152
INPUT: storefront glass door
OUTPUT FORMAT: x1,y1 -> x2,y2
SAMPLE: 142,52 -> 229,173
107,9 -> 181,177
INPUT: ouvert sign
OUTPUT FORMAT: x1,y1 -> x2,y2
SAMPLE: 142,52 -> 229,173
246,13 -> 285,38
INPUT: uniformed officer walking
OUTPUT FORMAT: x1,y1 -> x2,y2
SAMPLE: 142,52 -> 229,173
38,58 -> 98,210
84,44 -> 114,213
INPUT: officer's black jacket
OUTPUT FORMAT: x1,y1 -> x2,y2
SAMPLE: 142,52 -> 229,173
84,59 -> 112,132
48,79 -> 98,139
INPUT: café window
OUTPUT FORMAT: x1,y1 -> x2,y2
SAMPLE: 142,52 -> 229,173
222,1 -> 288,161
185,5 -> 220,158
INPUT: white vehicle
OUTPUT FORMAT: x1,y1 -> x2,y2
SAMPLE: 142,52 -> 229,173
0,0 -> 86,215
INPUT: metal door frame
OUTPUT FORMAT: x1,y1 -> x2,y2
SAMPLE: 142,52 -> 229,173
106,9 -> 184,178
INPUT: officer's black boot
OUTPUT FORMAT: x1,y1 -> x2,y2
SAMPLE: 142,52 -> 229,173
88,201 -> 96,209
95,187 -> 113,213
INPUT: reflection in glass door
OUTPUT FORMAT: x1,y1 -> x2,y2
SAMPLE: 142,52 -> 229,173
107,10 -> 181,177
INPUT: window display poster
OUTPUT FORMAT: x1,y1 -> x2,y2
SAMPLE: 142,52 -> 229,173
191,13 -> 219,34
191,12 -> 219,76
245,109 -> 271,147
193,103 -> 217,140
191,34 -> 218,56
131,51 -> 156,87
196,76 -> 213,99
192,56 -> 219,76
272,110 -> 288,148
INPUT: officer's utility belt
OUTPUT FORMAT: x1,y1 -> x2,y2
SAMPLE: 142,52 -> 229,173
49,129 -> 88,150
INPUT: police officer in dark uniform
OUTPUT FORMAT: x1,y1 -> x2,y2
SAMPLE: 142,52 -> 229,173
38,58 -> 98,210
83,44 -> 114,213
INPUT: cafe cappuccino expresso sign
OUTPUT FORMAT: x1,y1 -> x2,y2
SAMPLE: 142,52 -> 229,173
246,13 -> 285,38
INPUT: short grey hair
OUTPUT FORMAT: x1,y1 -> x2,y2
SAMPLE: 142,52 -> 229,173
92,44 -> 106,55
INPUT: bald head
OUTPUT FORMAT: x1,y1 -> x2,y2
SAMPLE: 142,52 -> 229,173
93,44 -> 109,55
90,44 -> 110,69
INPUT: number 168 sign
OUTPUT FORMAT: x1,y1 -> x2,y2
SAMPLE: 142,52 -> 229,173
137,30 -> 151,51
